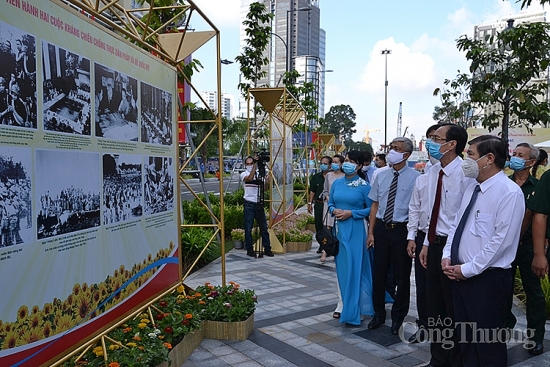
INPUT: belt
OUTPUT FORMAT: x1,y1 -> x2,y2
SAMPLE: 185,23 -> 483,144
315,199 -> 324,203
379,220 -> 408,229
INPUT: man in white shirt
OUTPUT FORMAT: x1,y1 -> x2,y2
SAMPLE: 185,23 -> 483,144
418,124 -> 469,367
241,156 -> 273,257
405,123 -> 440,344
442,135 -> 524,367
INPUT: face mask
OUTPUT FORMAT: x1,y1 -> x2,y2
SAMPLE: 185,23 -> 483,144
320,163 -> 328,171
387,149 -> 407,165
461,155 -> 487,179
374,161 -> 380,168
504,160 -> 510,169
245,166 -> 253,172
361,166 -> 369,172
510,156 -> 529,171
331,163 -> 340,171
427,139 -> 450,160
342,162 -> 357,175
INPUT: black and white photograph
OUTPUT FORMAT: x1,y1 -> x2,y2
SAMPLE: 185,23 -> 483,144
36,150 -> 101,239
94,63 -> 138,141
0,146 -> 32,247
0,21 -> 37,129
144,156 -> 174,215
140,82 -> 172,146
103,153 -> 142,225
42,42 -> 91,135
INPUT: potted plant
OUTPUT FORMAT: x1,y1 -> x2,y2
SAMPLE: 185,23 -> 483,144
230,228 -> 245,249
194,282 -> 257,340
286,228 -> 314,252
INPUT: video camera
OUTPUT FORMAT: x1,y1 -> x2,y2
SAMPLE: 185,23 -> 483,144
253,149 -> 270,178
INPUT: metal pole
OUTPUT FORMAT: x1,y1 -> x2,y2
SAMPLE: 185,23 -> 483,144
381,49 -> 391,149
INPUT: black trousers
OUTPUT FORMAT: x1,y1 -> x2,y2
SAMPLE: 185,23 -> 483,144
372,221 -> 412,323
314,201 -> 324,233
426,240 -> 462,367
453,268 -> 512,367
414,230 -> 428,327
505,242 -> 546,343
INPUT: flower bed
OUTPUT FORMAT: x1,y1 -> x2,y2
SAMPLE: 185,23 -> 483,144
61,282 -> 256,367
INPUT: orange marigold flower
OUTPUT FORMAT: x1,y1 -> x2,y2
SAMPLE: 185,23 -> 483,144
108,362 -> 120,367
163,342 -> 172,349
138,346 -> 145,351
184,314 -> 193,319
123,327 -> 132,333
194,293 -> 202,297
199,300 -> 206,305
133,335 -> 141,341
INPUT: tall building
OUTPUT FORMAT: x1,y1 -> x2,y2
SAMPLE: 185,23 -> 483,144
238,0 -> 327,122
201,91 -> 234,120
473,11 -> 547,127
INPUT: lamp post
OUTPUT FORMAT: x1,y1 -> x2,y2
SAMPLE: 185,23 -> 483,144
286,7 -> 311,72
502,19 -> 514,150
271,32 -> 288,86
381,49 -> 391,149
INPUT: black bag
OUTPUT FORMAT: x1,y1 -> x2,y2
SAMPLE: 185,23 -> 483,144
316,226 -> 339,256
315,210 -> 339,256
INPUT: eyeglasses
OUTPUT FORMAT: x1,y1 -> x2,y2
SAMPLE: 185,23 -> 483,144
428,135 -> 449,143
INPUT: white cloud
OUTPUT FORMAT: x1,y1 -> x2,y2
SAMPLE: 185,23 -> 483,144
191,0 -> 241,28
357,38 -> 436,94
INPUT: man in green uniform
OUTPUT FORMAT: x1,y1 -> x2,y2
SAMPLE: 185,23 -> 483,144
505,143 -> 546,356
308,156 -> 332,252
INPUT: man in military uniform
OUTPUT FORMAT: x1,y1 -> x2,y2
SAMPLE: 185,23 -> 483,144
308,156 -> 332,252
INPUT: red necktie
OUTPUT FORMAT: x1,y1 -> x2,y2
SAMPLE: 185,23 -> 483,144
428,169 -> 444,243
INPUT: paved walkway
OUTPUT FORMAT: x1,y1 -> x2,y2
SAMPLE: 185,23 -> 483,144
182,245 -> 550,367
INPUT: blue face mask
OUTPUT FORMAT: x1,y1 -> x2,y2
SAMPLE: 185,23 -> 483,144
509,156 -> 528,171
504,160 -> 511,169
427,139 -> 449,160
342,162 -> 357,175
331,163 -> 340,171
320,163 -> 329,171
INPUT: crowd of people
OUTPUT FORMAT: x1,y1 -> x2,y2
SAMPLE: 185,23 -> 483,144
103,170 -> 142,225
307,126 -> 550,366
140,86 -> 172,146
144,157 -> 174,215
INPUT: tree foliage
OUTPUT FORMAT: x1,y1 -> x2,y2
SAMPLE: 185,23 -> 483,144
282,70 -> 319,133
441,21 -> 550,144
318,105 -> 357,142
433,73 -> 480,128
235,2 -> 274,97
344,140 -> 373,155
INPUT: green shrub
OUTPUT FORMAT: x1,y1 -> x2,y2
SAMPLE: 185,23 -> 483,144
181,227 -> 216,274
224,188 -> 245,206
224,204 -> 244,235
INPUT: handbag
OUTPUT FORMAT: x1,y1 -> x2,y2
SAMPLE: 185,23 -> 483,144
315,210 -> 339,256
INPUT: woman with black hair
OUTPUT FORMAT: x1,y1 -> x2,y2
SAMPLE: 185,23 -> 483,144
532,148 -> 548,179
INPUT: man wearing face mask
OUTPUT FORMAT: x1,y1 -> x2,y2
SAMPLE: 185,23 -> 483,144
371,153 -> 388,183
505,143 -> 546,355
361,150 -> 376,184
309,156 -> 332,252
367,137 -> 419,335
241,156 -> 273,257
442,135 -> 524,367
418,123 -> 468,367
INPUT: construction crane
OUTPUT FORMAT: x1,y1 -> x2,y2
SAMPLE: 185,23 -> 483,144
362,127 -> 380,145
403,126 -> 409,137
396,102 -> 403,137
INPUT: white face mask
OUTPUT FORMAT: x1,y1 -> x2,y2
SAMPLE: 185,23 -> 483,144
245,166 -> 253,172
429,156 -> 439,165
461,155 -> 487,179
387,149 -> 407,165
361,166 -> 369,172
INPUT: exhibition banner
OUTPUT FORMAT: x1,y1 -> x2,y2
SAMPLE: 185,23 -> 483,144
0,0 -> 180,365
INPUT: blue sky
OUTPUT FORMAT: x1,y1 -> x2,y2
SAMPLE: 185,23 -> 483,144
190,0 -> 545,150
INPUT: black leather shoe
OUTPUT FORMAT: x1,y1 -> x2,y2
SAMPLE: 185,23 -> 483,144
528,342 -> 544,355
246,250 -> 255,257
264,249 -> 274,257
391,321 -> 401,335
368,316 -> 385,330
408,326 -> 427,343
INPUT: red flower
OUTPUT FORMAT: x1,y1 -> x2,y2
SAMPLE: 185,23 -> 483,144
181,319 -> 189,325
158,300 -> 168,307
164,326 -> 173,334
156,313 -> 165,320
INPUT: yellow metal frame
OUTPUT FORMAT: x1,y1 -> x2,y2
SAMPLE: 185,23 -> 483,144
50,0 -> 225,365
248,87 -> 305,252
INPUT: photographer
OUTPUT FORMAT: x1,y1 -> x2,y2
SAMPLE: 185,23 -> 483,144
240,155 -> 273,257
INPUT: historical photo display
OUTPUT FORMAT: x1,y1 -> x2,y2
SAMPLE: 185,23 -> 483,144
0,21 -> 37,129
144,156 -> 174,215
140,82 -> 172,146
36,150 -> 101,239
103,153 -> 143,225
0,146 -> 32,247
94,63 -> 138,141
42,42 -> 91,135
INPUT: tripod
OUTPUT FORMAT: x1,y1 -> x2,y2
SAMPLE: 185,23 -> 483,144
250,163 -> 269,258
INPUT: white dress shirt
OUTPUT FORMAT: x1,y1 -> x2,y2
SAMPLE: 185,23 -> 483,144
442,171 -> 525,278
423,157 -> 471,246
407,174 -> 430,241
371,165 -> 389,185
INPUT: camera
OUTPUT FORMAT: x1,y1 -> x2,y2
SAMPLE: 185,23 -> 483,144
254,149 -> 270,177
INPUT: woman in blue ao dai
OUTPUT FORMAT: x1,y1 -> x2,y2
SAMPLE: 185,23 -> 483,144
328,150 -> 374,325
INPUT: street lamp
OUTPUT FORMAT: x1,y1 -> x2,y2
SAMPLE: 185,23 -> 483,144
502,19 -> 514,150
286,7 -> 311,72
381,49 -> 391,149
271,32 -> 288,85
220,59 -> 233,65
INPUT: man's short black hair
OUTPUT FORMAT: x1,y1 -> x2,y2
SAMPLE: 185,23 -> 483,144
468,135 -> 506,169
375,153 -> 386,163
321,155 -> 333,164
363,150 -> 373,164
444,124 -> 468,155
426,124 -> 440,137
